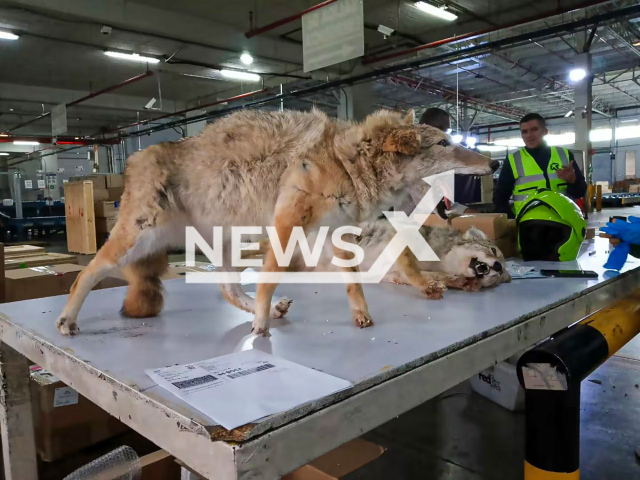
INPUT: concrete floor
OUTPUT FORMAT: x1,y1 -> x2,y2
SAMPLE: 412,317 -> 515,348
35,208 -> 640,479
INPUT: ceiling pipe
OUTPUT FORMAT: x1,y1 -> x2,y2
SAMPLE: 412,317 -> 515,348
363,0 -> 615,65
0,71 -> 154,135
0,135 -> 120,145
245,0 -> 339,38
45,3 -> 639,145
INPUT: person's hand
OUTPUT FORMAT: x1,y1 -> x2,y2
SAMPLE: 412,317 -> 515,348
599,233 -> 621,246
556,161 -> 577,184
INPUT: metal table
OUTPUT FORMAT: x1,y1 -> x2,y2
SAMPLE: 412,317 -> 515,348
1,237 -> 638,480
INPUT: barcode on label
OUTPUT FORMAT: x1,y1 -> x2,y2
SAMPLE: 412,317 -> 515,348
227,363 -> 275,379
172,375 -> 218,389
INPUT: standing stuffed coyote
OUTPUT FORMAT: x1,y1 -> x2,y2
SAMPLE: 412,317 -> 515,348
56,108 -> 498,336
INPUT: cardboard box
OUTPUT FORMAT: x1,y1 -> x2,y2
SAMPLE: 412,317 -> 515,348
424,213 -> 509,240
92,188 -> 109,201
30,365 -> 130,462
140,450 -> 181,480
106,174 -> 123,189
494,235 -> 519,258
283,439 -> 385,480
585,227 -> 596,240
5,264 -> 127,302
108,186 -> 124,201
94,201 -> 118,218
451,213 -> 510,240
96,216 -> 117,233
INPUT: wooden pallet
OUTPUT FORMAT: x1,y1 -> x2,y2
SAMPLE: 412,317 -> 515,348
4,245 -> 46,259
4,252 -> 78,270
65,181 -> 97,254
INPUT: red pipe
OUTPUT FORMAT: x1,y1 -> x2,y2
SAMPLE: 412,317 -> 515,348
1,71 -> 154,135
363,0 -> 613,65
245,0 -> 339,38
102,88 -> 267,134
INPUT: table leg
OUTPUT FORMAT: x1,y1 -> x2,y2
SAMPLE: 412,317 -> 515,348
0,341 -> 38,480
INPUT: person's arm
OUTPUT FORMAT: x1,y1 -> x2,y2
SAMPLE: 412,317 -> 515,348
565,151 -> 587,199
493,156 -> 516,217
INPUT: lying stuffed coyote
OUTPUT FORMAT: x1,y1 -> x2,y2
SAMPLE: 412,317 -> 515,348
228,224 -> 512,316
56,108 -> 498,336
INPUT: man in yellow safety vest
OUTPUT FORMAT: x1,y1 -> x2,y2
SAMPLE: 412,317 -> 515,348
493,113 -> 587,218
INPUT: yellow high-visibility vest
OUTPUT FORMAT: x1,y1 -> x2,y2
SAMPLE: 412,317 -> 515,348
508,146 -> 571,215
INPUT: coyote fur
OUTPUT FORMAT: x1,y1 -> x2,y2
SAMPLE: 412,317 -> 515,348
56,108 -> 498,336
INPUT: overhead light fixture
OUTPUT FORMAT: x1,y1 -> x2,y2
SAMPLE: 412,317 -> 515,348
13,141 -> 40,145
465,136 -> 477,148
565,110 -> 574,118
377,24 -> 395,38
634,41 -> 640,47
240,52 -> 254,65
569,68 -> 587,82
445,128 -> 452,134
104,51 -> 160,64
0,153 -> 9,156
220,69 -> 261,82
414,2 -> 458,21
0,30 -> 19,41
620,118 -> 638,123
477,144 -> 507,152
451,134 -> 463,144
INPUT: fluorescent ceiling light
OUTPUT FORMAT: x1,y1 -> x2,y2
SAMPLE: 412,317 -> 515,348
445,128 -> 452,134
13,141 -> 39,145
634,41 -> 640,47
564,110 -> 574,118
477,144 -> 507,152
465,136 -> 477,148
104,51 -> 160,64
451,134 -> 463,144
0,153 -> 9,156
569,68 -> 587,82
0,31 -> 19,40
620,118 -> 638,123
414,2 -> 458,21
240,53 -> 254,65
220,69 -> 261,82
590,129 -> 612,142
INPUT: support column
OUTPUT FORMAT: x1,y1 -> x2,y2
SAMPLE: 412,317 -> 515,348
574,52 -> 593,213
338,83 -> 376,121
610,115 -> 618,184
42,153 -> 61,200
0,342 -> 38,480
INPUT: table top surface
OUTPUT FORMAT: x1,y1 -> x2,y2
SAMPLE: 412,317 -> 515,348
0,235 -> 637,438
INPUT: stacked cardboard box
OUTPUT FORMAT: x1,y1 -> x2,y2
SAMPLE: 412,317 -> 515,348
5,263 -> 128,302
30,365 -> 130,462
69,174 -> 124,201
95,200 -> 119,248
425,213 -> 519,257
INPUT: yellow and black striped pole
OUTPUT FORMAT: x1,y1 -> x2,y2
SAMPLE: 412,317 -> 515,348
517,291 -> 640,479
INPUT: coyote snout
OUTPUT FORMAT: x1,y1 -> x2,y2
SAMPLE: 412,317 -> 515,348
56,108 -> 497,337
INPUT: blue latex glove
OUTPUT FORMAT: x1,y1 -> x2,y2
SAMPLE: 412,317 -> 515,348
601,216 -> 640,270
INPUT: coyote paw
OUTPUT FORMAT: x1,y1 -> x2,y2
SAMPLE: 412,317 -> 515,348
422,281 -> 447,299
270,298 -> 293,319
56,316 -> 79,336
461,277 -> 483,292
353,310 -> 374,329
251,319 -> 271,337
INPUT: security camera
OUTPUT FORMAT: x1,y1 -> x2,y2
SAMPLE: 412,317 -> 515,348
144,98 -> 157,110
101,25 -> 113,35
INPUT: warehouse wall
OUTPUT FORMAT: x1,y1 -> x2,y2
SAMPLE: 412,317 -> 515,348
479,108 -> 640,185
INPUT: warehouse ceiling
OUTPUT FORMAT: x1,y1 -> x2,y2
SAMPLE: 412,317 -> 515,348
0,0 -> 640,152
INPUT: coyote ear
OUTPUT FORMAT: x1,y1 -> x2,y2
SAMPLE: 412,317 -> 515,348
463,227 -> 488,241
404,109 -> 415,125
382,128 -> 421,155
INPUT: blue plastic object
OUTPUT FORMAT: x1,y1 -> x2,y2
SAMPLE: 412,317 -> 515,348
601,216 -> 640,270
